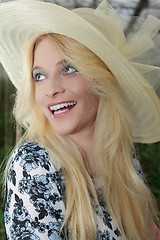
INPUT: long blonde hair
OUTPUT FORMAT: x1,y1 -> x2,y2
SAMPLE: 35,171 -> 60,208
11,33 -> 159,239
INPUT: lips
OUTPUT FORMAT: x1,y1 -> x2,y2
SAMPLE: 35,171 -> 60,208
49,101 -> 76,115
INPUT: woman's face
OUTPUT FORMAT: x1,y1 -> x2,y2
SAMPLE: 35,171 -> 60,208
33,37 -> 99,139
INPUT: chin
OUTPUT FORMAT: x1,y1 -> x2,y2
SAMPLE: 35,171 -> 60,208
52,127 -> 75,137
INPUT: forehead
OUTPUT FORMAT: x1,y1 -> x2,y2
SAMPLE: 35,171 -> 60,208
33,37 -> 64,67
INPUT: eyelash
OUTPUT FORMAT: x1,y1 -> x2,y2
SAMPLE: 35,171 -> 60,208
33,72 -> 47,82
33,64 -> 79,83
61,65 -> 79,76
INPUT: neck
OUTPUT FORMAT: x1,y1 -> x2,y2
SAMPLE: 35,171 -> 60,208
69,127 -> 95,173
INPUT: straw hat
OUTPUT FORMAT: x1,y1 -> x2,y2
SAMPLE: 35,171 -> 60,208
0,0 -> 160,143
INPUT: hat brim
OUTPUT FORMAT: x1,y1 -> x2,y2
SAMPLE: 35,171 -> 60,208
0,0 -> 160,144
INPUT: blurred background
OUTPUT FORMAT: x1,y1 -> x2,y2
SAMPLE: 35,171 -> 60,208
0,0 -> 160,239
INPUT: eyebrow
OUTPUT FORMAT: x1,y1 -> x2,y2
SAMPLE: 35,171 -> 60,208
32,59 -> 67,72
58,59 -> 67,66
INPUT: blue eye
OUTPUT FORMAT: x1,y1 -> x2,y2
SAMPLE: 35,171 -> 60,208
61,65 -> 79,76
33,72 -> 47,82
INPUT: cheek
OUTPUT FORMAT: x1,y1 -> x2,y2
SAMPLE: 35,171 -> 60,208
75,78 -> 99,113
35,86 -> 44,107
85,91 -> 99,114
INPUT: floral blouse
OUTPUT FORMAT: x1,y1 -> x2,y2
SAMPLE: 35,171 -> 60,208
4,141 -> 143,240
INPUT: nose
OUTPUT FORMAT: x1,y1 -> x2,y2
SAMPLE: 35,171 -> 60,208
45,76 -> 65,97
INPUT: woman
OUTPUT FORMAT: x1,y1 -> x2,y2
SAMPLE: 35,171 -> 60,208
0,0 -> 160,239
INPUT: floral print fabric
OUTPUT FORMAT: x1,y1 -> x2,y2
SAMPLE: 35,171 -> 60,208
4,141 -> 142,240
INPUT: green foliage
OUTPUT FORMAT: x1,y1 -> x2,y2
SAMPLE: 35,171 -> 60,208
0,77 -> 15,240
136,143 -> 160,210
0,210 -> 6,240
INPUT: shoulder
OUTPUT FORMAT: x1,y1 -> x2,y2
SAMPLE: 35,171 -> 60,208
12,141 -> 50,161
7,141 -> 59,188
10,141 -> 52,172
7,141 -> 65,195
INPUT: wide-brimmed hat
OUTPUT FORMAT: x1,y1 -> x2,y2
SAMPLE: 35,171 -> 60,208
0,0 -> 160,144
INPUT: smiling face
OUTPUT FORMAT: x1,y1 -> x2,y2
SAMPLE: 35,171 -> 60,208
32,37 -> 99,140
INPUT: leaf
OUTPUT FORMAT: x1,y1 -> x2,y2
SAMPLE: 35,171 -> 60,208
15,194 -> 20,203
44,164 -> 49,171
14,194 -> 23,205
106,220 -> 112,230
39,210 -> 48,220
23,171 -> 29,178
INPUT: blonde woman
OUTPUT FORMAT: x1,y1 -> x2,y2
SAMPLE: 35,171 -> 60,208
0,0 -> 160,239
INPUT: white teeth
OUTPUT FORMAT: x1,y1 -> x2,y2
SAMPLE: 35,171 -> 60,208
54,109 -> 69,115
49,102 -> 76,111
64,103 -> 68,107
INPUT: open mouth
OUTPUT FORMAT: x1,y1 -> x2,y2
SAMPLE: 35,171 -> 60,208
49,101 -> 77,115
